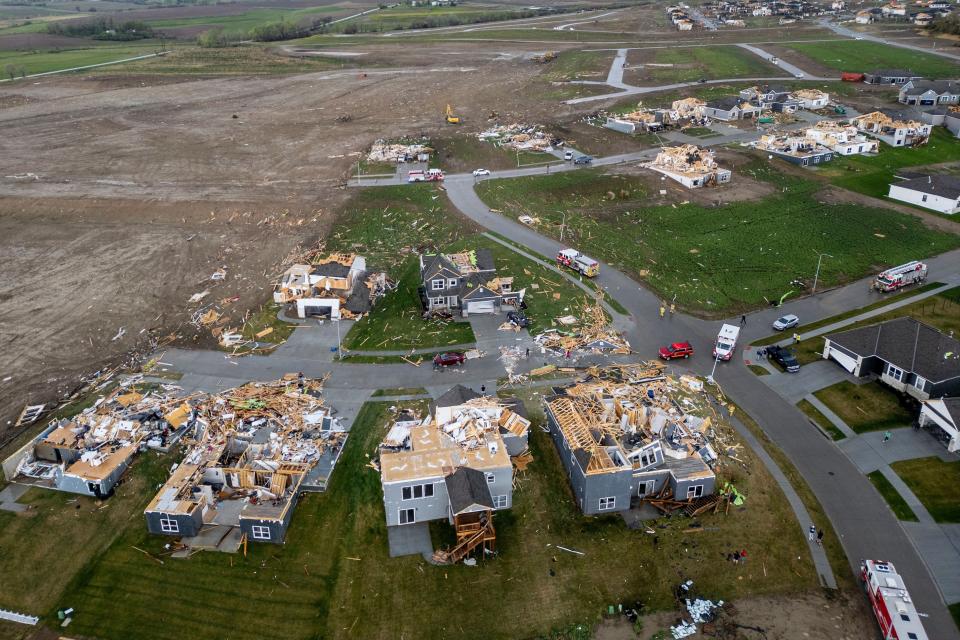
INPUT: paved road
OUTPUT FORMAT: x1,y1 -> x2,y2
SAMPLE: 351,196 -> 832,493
553,9 -> 622,31
736,43 -> 820,79
820,18 -> 960,62
439,170 -> 960,638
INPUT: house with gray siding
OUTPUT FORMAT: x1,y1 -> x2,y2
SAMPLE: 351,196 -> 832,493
420,249 -> 522,316
378,386 -> 529,558
543,371 -> 717,517
823,317 -> 960,401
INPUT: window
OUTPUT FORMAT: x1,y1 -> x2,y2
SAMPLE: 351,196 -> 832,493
887,364 -> 905,381
402,483 -> 434,500
908,633 -> 919,639
447,296 -> 458,307
399,508 -> 415,525
493,495 -> 508,509
486,473 -> 495,484
598,497 -> 616,511
251,525 -> 271,540
159,515 -> 179,534
431,279 -> 444,290
687,485 -> 704,499
914,376 -> 927,391
922,195 -> 928,202
448,278 -> 457,288
432,297 -> 445,306
900,614 -> 911,622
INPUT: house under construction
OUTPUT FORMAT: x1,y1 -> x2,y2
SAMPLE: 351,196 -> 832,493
144,376 -> 346,551
642,145 -> 732,188
274,253 -> 387,320
377,385 -> 530,564
543,364 -> 718,516
806,121 -> 879,156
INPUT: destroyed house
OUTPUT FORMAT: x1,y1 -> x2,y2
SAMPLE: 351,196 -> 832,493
751,133 -> 834,166
543,367 -> 717,516
145,378 -> 346,548
3,386 -> 193,498
419,249 -> 521,316
806,122 -> 878,156
852,111 -> 932,147
274,253 -> 387,319
823,317 -> 960,401
642,145 -> 732,189
378,387 -> 530,534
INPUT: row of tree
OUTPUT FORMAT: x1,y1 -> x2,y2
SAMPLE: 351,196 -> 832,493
46,16 -> 155,40
929,13 -> 960,35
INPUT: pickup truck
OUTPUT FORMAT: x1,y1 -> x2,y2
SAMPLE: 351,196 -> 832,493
766,345 -> 799,373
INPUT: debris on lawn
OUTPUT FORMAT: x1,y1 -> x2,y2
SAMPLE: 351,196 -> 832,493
144,374 -> 346,551
477,123 -> 562,152
642,145 -> 731,189
534,299 -> 630,356
366,139 -> 432,164
518,215 -> 540,225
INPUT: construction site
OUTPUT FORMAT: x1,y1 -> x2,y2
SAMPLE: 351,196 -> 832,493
642,145 -> 732,188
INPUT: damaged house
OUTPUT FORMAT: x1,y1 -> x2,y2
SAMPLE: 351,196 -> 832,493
144,377 -> 346,550
378,386 -> 530,563
420,248 -> 522,316
274,253 -> 387,320
806,121 -> 879,156
701,96 -> 763,121
3,384 -> 193,498
739,85 -> 801,113
852,111 -> 932,147
750,132 -> 835,165
543,365 -> 717,516
642,145 -> 732,188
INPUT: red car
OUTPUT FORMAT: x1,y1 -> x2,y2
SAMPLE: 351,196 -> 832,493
433,352 -> 466,367
658,341 -> 694,360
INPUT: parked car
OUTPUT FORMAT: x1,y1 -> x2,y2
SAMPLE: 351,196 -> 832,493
766,345 -> 800,373
772,314 -> 799,331
473,168 -> 490,176
433,352 -> 466,368
564,151 -> 574,161
794,73 -> 804,78
507,311 -> 530,328
698,78 -> 707,83
574,155 -> 593,165
658,341 -> 694,360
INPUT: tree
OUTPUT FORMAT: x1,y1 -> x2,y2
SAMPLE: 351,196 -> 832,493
4,64 -> 16,80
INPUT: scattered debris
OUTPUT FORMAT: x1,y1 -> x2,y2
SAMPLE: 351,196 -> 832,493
477,123 -> 561,152
642,145 -> 731,189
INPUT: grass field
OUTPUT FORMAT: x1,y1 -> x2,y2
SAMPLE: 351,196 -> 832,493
890,457 -> 960,523
796,398 -> 846,441
789,287 -> 960,364
144,5 -> 350,35
813,381 -> 914,434
0,42 -> 162,76
475,163 -> 960,314
782,40 -> 960,78
642,45 -> 781,83
540,49 -> 612,83
866,470 -> 919,522
817,128 -> 960,207
370,387 -> 428,397
46,391 -> 820,640
91,44 -> 345,75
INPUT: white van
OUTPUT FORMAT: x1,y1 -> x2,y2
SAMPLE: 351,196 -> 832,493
712,324 -> 740,361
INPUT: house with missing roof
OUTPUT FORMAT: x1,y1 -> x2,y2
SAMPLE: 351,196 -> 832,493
852,111 -> 932,147
543,370 -> 717,517
419,248 -> 522,316
378,385 -> 530,562
822,317 -> 960,401
274,253 -> 387,319
919,397 -> 960,452
888,174 -> 960,215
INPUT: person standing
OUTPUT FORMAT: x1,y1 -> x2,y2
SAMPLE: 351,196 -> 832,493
808,525 -> 816,542
882,431 -> 892,444
740,314 -> 746,326
659,305 -> 666,319
817,529 -> 824,546
481,384 -> 486,394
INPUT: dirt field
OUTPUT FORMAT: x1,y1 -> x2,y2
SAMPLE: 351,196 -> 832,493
0,41 -> 583,443
594,592 -> 875,640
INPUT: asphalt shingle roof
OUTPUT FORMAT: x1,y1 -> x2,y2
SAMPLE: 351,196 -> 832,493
444,467 -> 494,514
435,384 -> 481,408
894,175 -> 960,200
826,317 -> 960,383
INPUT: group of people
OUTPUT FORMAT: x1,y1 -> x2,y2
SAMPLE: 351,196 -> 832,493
808,524 -> 825,546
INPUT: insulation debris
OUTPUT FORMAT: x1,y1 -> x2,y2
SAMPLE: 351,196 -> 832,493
642,145 -> 731,188
533,299 -> 630,356
477,123 -> 561,152
366,139 -> 432,163
274,252 -> 389,320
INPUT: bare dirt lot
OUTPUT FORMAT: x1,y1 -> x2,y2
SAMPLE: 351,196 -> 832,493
0,42 -> 579,442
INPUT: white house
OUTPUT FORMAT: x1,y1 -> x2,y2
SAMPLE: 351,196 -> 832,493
919,397 -> 960,452
806,122 -> 879,156
888,175 -> 960,214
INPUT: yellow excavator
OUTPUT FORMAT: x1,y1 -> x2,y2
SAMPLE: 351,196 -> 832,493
445,104 -> 461,125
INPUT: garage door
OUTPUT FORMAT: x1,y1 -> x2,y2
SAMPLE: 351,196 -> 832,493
827,346 -> 858,373
303,306 -> 332,317
467,300 -> 495,314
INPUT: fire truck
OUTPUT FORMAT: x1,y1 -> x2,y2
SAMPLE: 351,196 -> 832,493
861,560 -> 929,640
556,249 -> 599,278
873,261 -> 928,292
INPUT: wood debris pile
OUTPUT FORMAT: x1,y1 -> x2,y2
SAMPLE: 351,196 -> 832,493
477,123 -> 560,152
534,299 -> 630,355
366,139 -> 432,163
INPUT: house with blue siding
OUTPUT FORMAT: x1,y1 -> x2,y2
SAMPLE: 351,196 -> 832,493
543,367 -> 717,516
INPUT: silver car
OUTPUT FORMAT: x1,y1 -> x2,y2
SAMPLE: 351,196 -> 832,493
772,314 -> 799,331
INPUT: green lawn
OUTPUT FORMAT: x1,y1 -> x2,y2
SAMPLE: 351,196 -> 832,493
748,364 -> 770,376
782,40 -> 960,78
89,45 -> 343,75
752,282 -> 947,346
813,381 -> 914,434
370,387 -> 428,397
789,287 -> 960,364
818,129 -> 960,205
796,399 -> 846,441
539,49 -> 612,82
51,393 -> 820,640
866,470 -> 919,522
891,457 -> 960,523
644,45 -> 781,83
145,5 -> 350,34
475,163 -> 960,314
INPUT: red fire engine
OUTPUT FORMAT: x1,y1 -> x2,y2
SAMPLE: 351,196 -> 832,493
861,559 -> 929,640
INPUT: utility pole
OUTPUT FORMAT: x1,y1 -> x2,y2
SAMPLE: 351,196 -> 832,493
707,350 -> 721,386
812,250 -> 833,293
